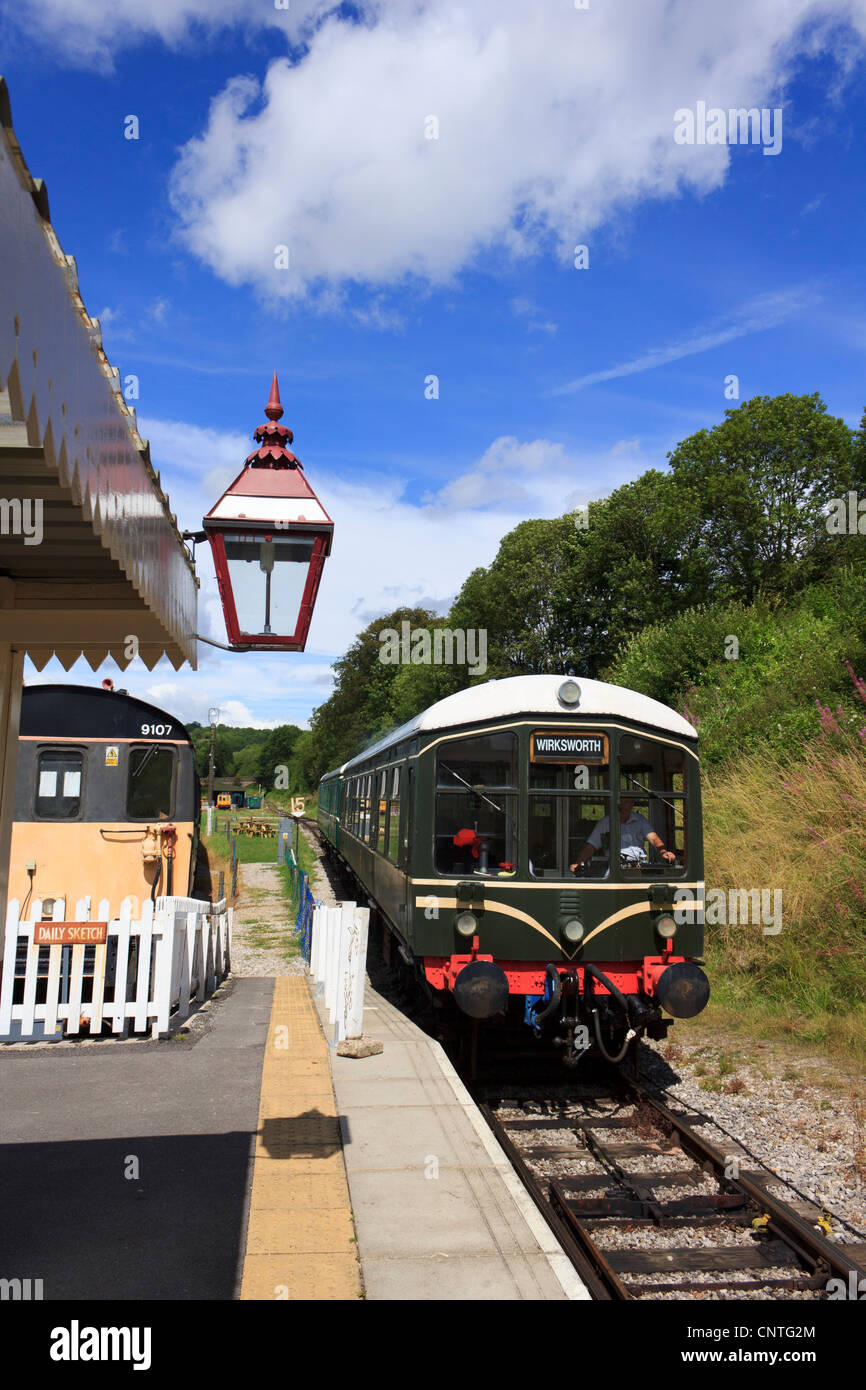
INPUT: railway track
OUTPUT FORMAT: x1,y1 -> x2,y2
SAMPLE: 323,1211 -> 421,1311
478,1074 -> 866,1300
305,817 -> 866,1301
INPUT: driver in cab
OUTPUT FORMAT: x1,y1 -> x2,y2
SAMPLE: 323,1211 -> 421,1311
570,796 -> 676,872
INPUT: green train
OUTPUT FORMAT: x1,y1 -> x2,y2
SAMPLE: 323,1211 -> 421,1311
317,675 -> 709,1065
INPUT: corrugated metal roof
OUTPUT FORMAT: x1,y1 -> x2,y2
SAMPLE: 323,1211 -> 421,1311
0,77 -> 198,670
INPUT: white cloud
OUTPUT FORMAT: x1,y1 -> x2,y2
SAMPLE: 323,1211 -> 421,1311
425,437 -> 576,510
159,0 -> 866,303
0,0 -> 328,69
8,1 -> 866,302
510,298 -> 557,335
550,286 -> 820,394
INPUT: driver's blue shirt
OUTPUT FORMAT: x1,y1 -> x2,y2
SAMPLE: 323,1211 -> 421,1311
586,810 -> 654,853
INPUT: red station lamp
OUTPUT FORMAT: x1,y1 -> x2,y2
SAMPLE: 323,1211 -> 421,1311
200,373 -> 334,651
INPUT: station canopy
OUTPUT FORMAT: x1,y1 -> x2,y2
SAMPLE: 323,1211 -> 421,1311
0,77 -> 198,671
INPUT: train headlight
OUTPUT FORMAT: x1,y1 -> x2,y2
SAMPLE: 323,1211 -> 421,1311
655,912 -> 677,939
455,911 -> 477,937
563,918 -> 584,943
557,678 -> 581,707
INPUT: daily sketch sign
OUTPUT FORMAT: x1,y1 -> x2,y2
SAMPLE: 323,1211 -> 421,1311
34,923 -> 109,945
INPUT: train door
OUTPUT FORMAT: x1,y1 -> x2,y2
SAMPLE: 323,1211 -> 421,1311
401,763 -> 413,923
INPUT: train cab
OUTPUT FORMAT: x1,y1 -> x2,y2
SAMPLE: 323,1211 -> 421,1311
9,683 -> 201,917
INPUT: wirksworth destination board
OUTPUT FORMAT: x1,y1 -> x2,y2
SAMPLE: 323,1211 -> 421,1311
530,731 -> 609,764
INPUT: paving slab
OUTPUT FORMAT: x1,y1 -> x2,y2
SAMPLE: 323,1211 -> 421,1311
313,977 -> 590,1301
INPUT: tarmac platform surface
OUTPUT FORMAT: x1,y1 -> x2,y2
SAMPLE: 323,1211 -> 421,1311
320,981 -> 589,1301
0,970 -> 588,1300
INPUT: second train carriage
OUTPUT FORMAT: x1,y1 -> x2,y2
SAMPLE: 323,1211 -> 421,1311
318,674 -> 709,1065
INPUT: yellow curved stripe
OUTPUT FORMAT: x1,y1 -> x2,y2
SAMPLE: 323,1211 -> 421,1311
415,895 -> 562,952
415,893 -> 660,958
580,901 -> 650,947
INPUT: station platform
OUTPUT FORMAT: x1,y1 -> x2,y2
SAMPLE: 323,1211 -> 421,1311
313,980 -> 589,1301
0,966 -> 587,1300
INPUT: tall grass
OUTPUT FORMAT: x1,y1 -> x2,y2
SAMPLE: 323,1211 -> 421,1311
700,666 -> 866,1062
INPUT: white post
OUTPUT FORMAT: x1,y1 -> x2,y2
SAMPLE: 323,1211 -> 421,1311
206,804 -> 213,837
335,900 -> 354,1042
310,904 -> 322,982
132,898 -> 153,1034
112,898 -> 133,1035
324,905 -> 342,1023
152,903 -> 174,1039
344,906 -> 370,1040
0,897 -> 20,1035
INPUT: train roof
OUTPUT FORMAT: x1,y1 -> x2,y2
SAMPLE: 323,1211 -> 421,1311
19,683 -> 195,744
328,674 -> 698,776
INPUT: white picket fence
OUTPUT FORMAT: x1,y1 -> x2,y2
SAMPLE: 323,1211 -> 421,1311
309,901 -> 370,1043
0,894 -> 232,1042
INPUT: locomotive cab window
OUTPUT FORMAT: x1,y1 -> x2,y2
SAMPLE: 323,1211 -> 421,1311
436,733 -> 517,875
35,748 -> 84,819
617,734 -> 687,875
127,745 -> 175,819
529,749 -> 610,879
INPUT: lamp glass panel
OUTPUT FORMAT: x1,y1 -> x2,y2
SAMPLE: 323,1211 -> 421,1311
223,534 -> 315,636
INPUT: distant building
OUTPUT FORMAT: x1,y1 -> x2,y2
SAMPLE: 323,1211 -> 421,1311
210,777 -> 263,809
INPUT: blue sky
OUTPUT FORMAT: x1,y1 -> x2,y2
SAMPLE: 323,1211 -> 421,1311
2,0 -> 865,730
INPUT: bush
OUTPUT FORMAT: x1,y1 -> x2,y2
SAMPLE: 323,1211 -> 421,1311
606,568 -> 866,765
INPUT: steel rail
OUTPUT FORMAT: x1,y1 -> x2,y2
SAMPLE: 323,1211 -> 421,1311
477,1079 -> 866,1301
625,1076 -> 865,1288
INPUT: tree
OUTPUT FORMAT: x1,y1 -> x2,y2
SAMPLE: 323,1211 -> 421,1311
306,606 -> 442,780
449,516 -> 584,675
667,393 -> 856,600
256,725 -> 302,786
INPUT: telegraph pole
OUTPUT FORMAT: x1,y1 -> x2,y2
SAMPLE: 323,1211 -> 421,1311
208,706 -> 220,809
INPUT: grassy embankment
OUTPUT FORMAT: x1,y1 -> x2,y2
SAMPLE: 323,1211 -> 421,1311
698,745 -> 866,1066
608,571 -> 866,1068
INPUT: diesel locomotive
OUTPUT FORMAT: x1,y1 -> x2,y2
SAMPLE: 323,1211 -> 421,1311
10,682 -> 202,916
317,674 -> 709,1065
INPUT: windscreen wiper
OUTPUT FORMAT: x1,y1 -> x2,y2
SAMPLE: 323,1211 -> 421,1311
440,763 -> 504,814
625,775 -> 677,813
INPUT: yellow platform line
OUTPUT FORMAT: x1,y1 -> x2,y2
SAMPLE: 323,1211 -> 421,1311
239,977 -> 362,1300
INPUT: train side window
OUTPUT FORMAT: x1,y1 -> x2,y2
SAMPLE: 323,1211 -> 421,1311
35,748 -> 84,819
376,770 -> 388,854
127,745 -> 175,819
387,766 -> 400,861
